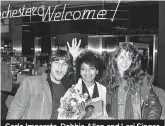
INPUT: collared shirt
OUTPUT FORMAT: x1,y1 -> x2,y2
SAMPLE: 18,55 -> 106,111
88,85 -> 95,97
82,80 -> 99,99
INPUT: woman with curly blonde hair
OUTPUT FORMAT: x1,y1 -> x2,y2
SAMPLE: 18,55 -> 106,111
100,43 -> 162,119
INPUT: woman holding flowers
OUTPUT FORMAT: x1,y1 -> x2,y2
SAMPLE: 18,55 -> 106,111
58,50 -> 107,119
75,50 -> 107,114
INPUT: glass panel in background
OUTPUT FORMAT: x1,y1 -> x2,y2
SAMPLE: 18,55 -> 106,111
34,37 -> 41,56
128,35 -> 159,86
41,37 -> 51,56
103,37 -> 118,67
129,35 -> 154,76
88,36 -> 102,55
51,37 -> 58,52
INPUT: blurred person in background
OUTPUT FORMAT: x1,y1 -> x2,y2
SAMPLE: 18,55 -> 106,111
37,62 -> 48,75
1,56 -> 13,120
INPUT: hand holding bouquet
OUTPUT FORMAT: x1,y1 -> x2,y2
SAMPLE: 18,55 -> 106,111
58,85 -> 111,120
58,85 -> 89,119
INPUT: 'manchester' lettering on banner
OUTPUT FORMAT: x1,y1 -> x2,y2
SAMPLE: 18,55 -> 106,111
0,1 -> 121,22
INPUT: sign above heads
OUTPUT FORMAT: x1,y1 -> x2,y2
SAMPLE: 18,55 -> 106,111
0,0 -> 122,22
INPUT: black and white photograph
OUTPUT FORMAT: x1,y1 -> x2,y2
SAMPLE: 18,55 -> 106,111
1,0 -> 165,120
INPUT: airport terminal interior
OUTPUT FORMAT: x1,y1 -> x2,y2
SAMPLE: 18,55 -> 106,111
1,1 -> 165,119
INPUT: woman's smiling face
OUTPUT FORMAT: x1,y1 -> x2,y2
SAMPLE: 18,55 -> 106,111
117,50 -> 132,73
80,62 -> 98,84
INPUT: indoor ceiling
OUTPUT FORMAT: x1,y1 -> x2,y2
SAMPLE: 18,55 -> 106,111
0,1 -> 128,10
0,1 -> 139,7
0,1 -> 158,11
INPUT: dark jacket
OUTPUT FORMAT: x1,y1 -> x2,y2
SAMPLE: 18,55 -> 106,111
106,75 -> 162,119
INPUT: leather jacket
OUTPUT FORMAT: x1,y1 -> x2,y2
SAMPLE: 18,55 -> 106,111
141,87 -> 162,119
106,75 -> 162,119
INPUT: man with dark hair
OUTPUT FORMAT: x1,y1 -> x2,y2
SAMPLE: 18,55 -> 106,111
7,50 -> 74,119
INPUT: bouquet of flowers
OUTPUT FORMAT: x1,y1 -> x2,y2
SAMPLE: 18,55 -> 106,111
58,85 -> 89,119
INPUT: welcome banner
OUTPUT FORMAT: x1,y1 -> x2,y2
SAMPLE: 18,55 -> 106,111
0,0 -> 122,22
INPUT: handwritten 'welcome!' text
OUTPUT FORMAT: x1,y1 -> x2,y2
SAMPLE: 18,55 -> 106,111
0,3 -> 121,22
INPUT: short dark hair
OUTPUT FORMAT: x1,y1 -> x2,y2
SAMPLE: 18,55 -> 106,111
49,49 -> 74,77
76,50 -> 103,81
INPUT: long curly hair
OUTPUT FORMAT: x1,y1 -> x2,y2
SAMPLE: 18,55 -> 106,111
100,43 -> 147,94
